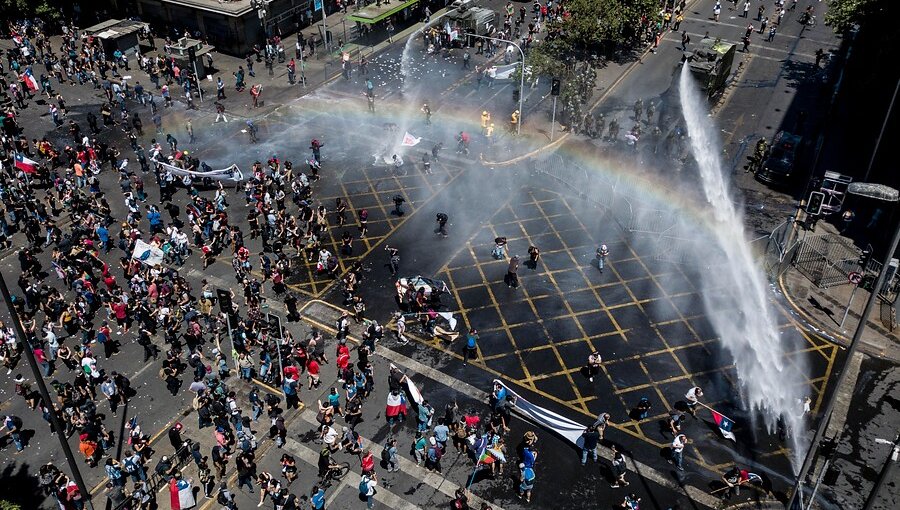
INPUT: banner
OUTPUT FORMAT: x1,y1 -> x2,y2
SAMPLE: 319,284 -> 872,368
401,132 -> 421,147
152,158 -> 244,183
131,239 -> 165,266
493,379 -> 587,446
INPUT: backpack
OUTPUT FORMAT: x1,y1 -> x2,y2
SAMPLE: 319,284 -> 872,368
217,491 -> 229,505
359,477 -> 369,494
381,445 -> 391,463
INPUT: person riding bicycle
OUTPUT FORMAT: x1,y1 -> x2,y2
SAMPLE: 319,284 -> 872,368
317,446 -> 341,478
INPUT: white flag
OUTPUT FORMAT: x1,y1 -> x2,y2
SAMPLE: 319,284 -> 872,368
401,132 -> 421,147
131,239 -> 165,266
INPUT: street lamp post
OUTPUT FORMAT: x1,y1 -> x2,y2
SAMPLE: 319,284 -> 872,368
863,433 -> 900,510
787,183 -> 900,510
464,33 -> 525,135
0,274 -> 95,510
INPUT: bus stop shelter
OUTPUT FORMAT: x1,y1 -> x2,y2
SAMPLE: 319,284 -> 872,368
346,0 -> 421,24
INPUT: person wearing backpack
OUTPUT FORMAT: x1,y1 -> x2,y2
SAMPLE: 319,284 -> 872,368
424,436 -> 442,472
217,482 -> 237,509
359,472 -> 377,509
382,438 -> 399,472
123,449 -> 146,483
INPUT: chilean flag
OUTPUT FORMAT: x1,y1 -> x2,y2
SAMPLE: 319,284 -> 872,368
22,69 -> 39,92
711,409 -> 737,441
15,153 -> 38,174
169,477 -> 196,509
385,391 -> 407,419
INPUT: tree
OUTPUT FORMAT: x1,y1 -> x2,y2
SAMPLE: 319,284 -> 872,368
523,0 -> 659,126
545,0 -> 660,52
0,0 -> 64,24
824,0 -> 888,32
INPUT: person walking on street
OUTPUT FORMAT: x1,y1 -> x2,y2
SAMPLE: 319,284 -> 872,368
681,30 -> 691,51
383,438 -> 399,472
463,329 -> 478,365
584,351 -> 602,382
610,445 -> 630,487
385,245 -> 400,275
359,472 -> 377,509
215,101 -> 227,123
580,426 -> 599,465
592,412 -> 612,440
435,213 -> 448,237
669,433 -> 688,471
597,244 -> 610,272
186,119 -> 194,144
217,77 -> 226,99
505,255 -> 520,289
685,386 -> 703,416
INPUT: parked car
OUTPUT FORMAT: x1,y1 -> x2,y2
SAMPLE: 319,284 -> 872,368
756,131 -> 802,185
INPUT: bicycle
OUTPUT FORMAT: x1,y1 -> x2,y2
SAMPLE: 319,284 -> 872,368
321,462 -> 350,487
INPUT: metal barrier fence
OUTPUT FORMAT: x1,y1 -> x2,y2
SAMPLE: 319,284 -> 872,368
113,439 -> 194,510
792,233 -> 860,289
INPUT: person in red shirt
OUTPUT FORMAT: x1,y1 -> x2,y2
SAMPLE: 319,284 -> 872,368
307,358 -> 321,389
360,449 -> 375,475
109,299 -> 129,333
335,343 -> 350,372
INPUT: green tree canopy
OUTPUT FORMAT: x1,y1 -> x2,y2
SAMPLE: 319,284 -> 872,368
824,0 -> 889,32
547,0 -> 660,50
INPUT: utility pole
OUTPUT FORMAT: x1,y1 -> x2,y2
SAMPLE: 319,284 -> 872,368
787,185 -> 900,510
317,0 -> 329,54
0,274 -> 95,510
862,77 -> 899,182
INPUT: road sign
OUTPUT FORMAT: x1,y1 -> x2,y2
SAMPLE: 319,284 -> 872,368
848,271 -> 862,285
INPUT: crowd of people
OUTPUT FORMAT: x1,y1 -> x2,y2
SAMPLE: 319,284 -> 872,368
0,10 -> 547,510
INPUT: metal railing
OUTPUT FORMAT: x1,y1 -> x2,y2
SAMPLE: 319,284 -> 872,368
113,439 -> 194,510
793,234 -> 860,288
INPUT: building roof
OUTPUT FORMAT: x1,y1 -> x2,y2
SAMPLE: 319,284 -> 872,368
162,0 -> 255,17
83,19 -> 149,39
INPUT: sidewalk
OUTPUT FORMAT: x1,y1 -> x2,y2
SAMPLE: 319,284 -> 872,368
776,220 -> 900,361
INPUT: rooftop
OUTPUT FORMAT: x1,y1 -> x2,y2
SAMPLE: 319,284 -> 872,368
161,0 -> 255,16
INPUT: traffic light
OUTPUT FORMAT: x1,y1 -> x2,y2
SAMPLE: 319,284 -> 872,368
512,89 -> 520,102
858,248 -> 872,270
551,78 -> 561,96
806,191 -> 825,215
267,313 -> 283,341
216,289 -> 238,329
860,274 -> 876,291
188,46 -> 197,63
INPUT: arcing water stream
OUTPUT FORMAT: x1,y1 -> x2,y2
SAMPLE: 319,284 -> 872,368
678,63 -> 808,470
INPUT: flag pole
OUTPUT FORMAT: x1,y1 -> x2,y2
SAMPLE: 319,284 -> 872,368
696,401 -> 735,422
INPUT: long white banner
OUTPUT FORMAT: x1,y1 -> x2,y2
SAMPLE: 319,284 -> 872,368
494,379 -> 588,446
152,158 -> 244,182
